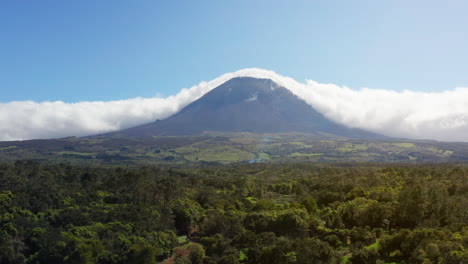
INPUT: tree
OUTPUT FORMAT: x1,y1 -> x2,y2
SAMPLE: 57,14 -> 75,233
127,244 -> 157,264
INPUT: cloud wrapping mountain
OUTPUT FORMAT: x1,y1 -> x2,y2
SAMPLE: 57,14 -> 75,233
1,68 -> 468,141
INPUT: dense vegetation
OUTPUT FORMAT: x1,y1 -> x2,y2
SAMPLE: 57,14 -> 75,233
0,161 -> 467,263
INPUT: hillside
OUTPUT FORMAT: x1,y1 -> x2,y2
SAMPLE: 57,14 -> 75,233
0,134 -> 467,165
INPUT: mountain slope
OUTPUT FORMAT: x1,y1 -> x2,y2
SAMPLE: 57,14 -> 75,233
107,77 -> 382,138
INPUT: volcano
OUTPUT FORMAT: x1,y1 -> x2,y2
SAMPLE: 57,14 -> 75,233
106,77 -> 382,139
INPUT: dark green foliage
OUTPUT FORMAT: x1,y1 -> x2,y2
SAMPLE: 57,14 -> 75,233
127,244 -> 158,264
0,162 -> 466,263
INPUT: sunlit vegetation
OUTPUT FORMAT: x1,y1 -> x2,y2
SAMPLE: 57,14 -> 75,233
0,146 -> 17,151
0,161 -> 466,263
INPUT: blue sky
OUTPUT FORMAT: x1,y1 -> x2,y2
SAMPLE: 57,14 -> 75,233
1,0 -> 468,103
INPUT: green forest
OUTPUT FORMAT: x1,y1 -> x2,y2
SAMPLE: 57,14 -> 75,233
0,161 -> 467,263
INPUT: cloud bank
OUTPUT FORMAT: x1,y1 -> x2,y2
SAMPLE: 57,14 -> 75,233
1,68 -> 468,142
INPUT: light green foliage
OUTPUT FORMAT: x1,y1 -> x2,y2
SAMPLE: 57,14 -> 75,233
288,152 -> 323,157
391,142 -> 415,148
57,151 -> 96,156
336,143 -> 369,152
300,196 -> 318,214
0,146 -> 17,150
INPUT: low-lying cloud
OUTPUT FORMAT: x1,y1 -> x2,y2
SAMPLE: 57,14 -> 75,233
1,68 -> 468,142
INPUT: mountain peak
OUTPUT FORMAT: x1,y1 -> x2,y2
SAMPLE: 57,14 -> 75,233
106,77 -> 382,139
188,77 -> 289,107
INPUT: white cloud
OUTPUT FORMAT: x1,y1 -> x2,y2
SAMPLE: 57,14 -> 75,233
245,93 -> 258,102
1,68 -> 468,142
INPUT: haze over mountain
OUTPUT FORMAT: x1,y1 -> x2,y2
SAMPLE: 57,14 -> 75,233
109,77 -> 381,139
1,68 -> 468,141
